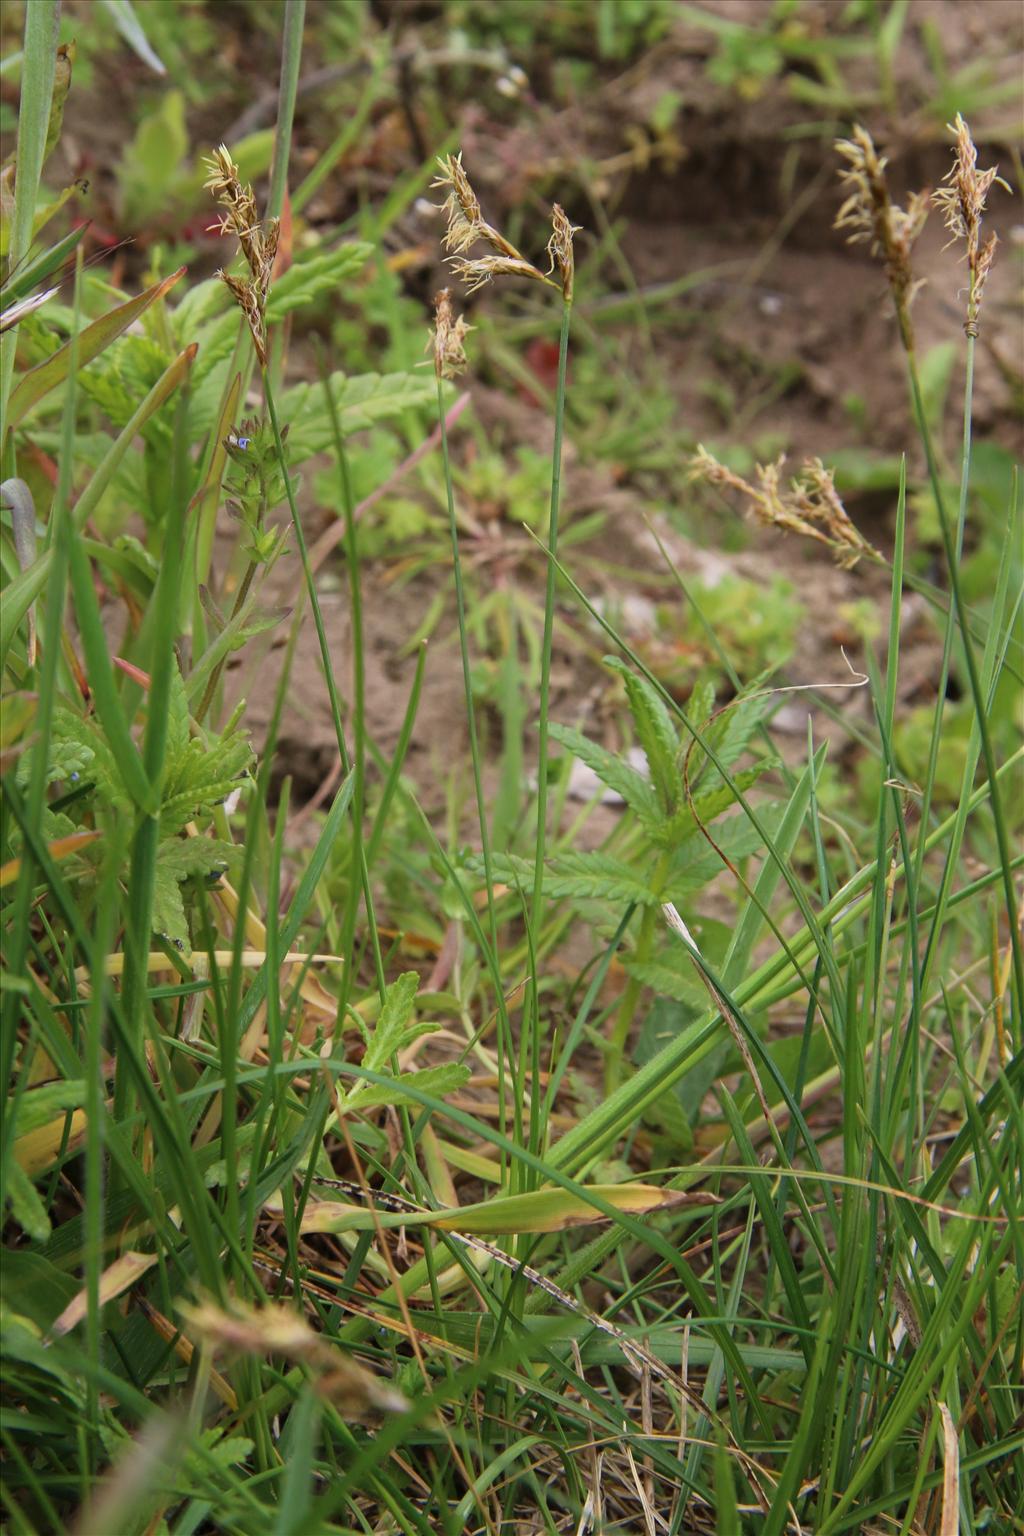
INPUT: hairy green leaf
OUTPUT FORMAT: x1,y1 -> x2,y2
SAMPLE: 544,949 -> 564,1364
483,850 -> 661,906
604,657 -> 681,816
549,721 -> 659,821
648,762 -> 776,849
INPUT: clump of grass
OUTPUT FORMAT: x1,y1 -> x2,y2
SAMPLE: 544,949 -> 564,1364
433,151 -> 580,1170
1,10 -> 1021,1535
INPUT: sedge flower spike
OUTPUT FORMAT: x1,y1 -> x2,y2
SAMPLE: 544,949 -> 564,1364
430,288 -> 472,379
835,125 -> 929,348
432,152 -> 577,300
204,143 -> 278,366
547,203 -> 581,303
689,446 -> 879,569
932,113 -> 1008,336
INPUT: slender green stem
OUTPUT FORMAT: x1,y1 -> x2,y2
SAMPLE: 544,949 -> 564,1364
607,848 -> 671,1091
266,0 -> 305,224
317,365 -> 386,1005
900,344 -> 1024,1024
0,0 -> 60,441
436,374 -> 513,1159
912,334 -> 973,880
262,371 -> 385,1010
194,553 -> 259,727
525,299 -> 572,1170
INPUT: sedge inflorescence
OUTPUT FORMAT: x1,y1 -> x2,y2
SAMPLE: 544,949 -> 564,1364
432,152 -> 579,303
932,113 -> 1008,336
204,143 -> 279,366
689,446 -> 879,570
429,287 -> 473,380
834,125 -> 929,340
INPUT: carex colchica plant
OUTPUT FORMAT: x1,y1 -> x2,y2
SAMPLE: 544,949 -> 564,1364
835,118 -> 1021,1021
432,155 -> 580,1176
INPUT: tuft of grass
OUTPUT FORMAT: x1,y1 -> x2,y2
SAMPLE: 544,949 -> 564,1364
1,10 -> 1021,1536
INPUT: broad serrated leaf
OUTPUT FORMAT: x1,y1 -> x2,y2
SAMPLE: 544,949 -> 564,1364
648,762 -> 776,849
77,333 -> 172,430
549,722 -> 660,822
152,862 -> 190,953
16,711 -> 93,788
26,706 -> 131,813
157,836 -> 234,883
197,1434 -> 255,1471
694,680 -> 774,788
687,678 -> 716,736
663,802 -> 784,900
6,1160 -> 51,1243
185,247 -> 370,392
266,243 -> 372,319
605,658 -> 681,817
165,664 -> 190,762
623,955 -> 705,1005
338,973 -> 468,1118
172,276 -> 231,338
160,728 -> 253,834
344,1062 -> 470,1113
363,971 -> 421,1073
278,369 -> 443,461
482,850 -> 660,907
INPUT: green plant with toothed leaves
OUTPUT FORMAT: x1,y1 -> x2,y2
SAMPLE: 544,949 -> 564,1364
469,659 -> 781,1092
14,660 -> 251,956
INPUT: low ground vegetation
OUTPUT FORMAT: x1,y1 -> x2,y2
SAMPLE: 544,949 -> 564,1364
1,3 -> 1022,1532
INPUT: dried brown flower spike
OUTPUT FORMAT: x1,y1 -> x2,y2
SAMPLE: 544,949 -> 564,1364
547,204 -> 581,303
430,288 -> 472,379
204,143 -> 279,367
180,1295 -> 407,1417
432,153 -> 577,301
835,126 -> 929,349
689,445 -> 879,569
932,114 -> 1009,336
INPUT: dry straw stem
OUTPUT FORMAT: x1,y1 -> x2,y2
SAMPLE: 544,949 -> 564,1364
433,152 -> 578,300
430,287 -> 472,379
932,113 -> 1008,336
689,445 -> 879,569
204,143 -> 279,366
835,125 -> 929,346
